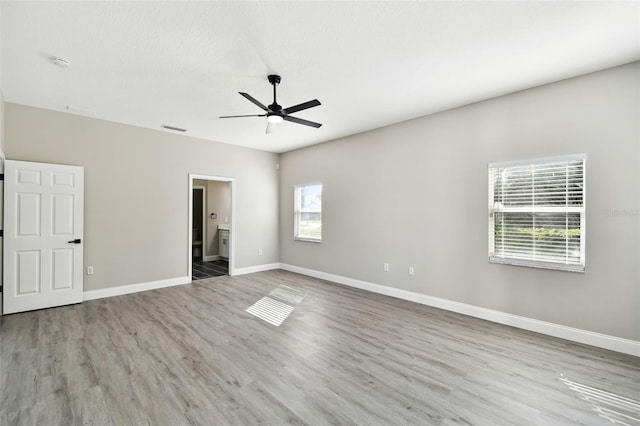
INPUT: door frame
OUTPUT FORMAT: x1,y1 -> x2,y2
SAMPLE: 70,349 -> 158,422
188,174 -> 235,278
192,185 -> 206,262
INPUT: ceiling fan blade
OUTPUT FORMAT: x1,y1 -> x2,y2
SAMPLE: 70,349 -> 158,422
283,115 -> 322,128
265,122 -> 275,134
219,114 -> 266,118
283,99 -> 321,115
239,92 -> 268,111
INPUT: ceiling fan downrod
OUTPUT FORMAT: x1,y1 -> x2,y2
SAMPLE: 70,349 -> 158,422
268,74 -> 281,110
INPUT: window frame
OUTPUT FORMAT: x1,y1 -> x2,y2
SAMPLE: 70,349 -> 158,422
293,183 -> 323,243
488,154 -> 586,272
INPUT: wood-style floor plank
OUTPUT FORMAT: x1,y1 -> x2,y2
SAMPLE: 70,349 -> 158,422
1,269 -> 639,425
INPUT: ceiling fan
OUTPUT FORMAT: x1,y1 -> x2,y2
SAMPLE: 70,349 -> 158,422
220,75 -> 322,134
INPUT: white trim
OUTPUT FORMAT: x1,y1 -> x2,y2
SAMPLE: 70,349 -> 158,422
232,263 -> 280,276
489,256 -> 585,273
278,263 -> 640,357
83,276 -> 191,301
293,237 -> 322,243
488,153 -> 586,168
203,255 -> 220,262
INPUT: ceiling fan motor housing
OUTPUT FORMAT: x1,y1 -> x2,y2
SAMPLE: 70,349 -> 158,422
268,74 -> 281,85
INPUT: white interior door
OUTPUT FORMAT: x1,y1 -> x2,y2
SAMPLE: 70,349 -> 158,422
3,160 -> 84,314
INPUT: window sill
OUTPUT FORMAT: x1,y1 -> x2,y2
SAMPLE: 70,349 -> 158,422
489,256 -> 585,273
294,237 -> 322,243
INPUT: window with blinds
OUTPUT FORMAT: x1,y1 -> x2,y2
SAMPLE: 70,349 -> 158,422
294,183 -> 322,242
488,155 -> 585,272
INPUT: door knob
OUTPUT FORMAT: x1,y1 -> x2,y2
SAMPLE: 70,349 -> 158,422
68,238 -> 82,244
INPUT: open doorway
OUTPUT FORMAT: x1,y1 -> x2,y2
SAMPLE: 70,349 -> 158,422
189,174 -> 235,280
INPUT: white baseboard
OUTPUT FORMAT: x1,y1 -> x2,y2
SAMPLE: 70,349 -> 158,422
83,276 -> 192,301
232,263 -> 280,276
82,260 -> 280,300
279,263 -> 640,357
203,255 -> 220,262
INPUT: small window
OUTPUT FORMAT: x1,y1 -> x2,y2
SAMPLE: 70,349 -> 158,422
488,154 -> 585,272
294,183 -> 322,242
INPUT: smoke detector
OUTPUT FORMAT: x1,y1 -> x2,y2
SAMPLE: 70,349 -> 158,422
51,57 -> 70,68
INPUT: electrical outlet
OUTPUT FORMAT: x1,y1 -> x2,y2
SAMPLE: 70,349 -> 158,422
258,249 -> 263,256
87,266 -> 94,275
409,266 -> 415,276
383,263 -> 389,272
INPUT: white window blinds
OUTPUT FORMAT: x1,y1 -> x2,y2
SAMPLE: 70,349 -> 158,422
488,155 -> 586,272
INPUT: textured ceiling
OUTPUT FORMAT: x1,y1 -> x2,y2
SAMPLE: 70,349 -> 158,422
2,1 -> 639,153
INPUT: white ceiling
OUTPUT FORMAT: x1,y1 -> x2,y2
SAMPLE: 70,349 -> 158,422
2,1 -> 639,153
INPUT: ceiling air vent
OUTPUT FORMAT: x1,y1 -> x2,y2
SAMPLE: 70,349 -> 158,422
66,105 -> 95,117
161,124 -> 187,132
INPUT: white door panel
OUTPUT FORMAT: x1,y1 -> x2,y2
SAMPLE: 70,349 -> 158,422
17,193 -> 41,235
52,248 -> 74,290
16,250 -> 41,294
3,160 -> 84,314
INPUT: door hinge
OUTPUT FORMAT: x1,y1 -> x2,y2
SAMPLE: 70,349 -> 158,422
0,230 -> 3,237
0,174 -> 4,181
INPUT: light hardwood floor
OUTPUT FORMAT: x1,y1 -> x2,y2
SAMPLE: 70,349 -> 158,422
1,270 -> 639,425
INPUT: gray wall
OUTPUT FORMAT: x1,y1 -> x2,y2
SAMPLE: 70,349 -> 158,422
205,180 -> 231,257
280,62 -> 640,341
5,104 -> 280,291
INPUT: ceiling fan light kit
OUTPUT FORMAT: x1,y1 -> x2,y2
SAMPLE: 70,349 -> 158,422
220,74 -> 322,133
267,115 -> 284,124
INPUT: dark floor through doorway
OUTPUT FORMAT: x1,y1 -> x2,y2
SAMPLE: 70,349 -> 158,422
192,259 -> 228,280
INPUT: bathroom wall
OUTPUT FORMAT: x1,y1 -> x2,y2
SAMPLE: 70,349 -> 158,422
206,180 -> 231,258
